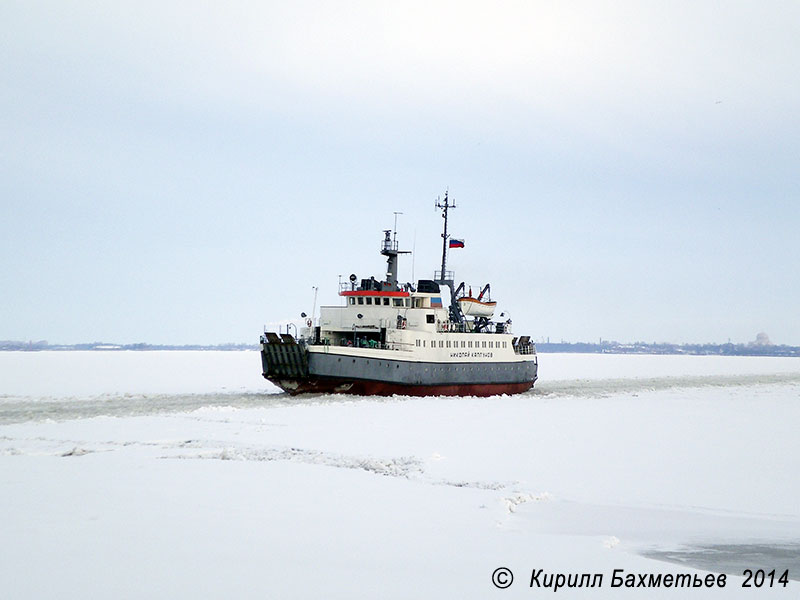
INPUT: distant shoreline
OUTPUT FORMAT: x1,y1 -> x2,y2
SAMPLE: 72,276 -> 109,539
2,340 -> 799,357
535,341 -> 800,357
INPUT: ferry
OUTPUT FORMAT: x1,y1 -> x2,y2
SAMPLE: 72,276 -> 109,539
259,192 -> 537,396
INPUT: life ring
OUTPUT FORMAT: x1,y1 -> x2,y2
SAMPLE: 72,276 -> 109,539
306,318 -> 312,327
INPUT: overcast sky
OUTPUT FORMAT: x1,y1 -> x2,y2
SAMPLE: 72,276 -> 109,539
2,1 -> 799,345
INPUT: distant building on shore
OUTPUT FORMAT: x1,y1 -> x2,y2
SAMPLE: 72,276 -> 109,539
752,332 -> 772,346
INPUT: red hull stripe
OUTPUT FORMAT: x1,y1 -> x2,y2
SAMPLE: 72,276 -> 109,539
269,376 -> 535,397
340,290 -> 410,297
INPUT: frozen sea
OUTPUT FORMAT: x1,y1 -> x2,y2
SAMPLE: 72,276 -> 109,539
1,351 -> 799,598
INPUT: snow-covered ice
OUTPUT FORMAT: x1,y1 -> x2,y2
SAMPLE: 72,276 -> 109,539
1,351 -> 799,598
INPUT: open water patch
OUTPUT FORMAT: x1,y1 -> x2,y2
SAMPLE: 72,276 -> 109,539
0,392 -> 281,424
3,372 -> 799,424
644,543 -> 800,580
0,389 -> 404,424
530,372 -> 800,399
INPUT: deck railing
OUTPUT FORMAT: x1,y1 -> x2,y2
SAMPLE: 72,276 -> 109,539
435,321 -> 510,334
303,337 -> 414,352
514,342 -> 536,355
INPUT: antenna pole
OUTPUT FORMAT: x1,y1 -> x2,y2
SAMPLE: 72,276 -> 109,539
411,229 -> 417,285
311,286 -> 318,323
392,211 -> 402,245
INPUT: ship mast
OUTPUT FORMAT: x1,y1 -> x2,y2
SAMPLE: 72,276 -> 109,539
381,213 -> 410,290
435,191 -> 465,324
436,191 -> 455,284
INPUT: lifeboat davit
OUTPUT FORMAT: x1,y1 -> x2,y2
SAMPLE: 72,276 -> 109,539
457,296 -> 497,317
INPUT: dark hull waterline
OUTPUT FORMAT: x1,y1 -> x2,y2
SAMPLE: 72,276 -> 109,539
266,374 -> 535,397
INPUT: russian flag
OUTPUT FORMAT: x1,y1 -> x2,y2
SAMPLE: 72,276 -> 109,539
449,238 -> 465,248
431,297 -> 443,307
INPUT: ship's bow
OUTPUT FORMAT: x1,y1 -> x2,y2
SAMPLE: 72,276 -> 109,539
260,332 -> 310,394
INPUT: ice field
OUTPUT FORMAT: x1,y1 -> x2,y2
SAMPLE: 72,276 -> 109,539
1,351 -> 799,598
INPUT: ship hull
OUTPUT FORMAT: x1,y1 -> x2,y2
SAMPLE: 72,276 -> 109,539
260,342 -> 537,397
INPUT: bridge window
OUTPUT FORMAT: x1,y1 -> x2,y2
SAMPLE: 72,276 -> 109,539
357,297 -> 364,305
482,341 -> 487,348
489,341 -> 493,348
383,298 -> 390,306
461,341 -> 466,348
393,298 -> 403,307
365,297 -> 372,305
349,297 -> 356,305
